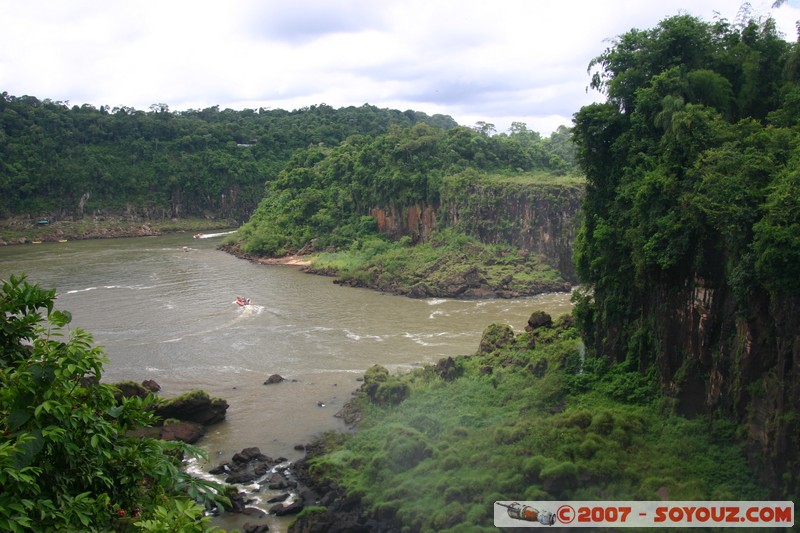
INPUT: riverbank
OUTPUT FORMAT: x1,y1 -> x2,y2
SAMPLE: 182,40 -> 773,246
0,216 -> 239,245
220,232 -> 573,300
284,314 -> 771,532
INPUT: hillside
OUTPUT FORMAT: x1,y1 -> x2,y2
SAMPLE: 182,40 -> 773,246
288,315 -> 767,532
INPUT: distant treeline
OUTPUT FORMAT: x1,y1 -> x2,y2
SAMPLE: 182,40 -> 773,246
0,93 -> 575,222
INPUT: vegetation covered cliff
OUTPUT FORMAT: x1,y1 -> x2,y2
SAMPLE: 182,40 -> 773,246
572,12 -> 800,495
229,122 -> 582,292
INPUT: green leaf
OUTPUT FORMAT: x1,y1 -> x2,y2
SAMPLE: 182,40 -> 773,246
7,408 -> 32,430
49,310 -> 72,327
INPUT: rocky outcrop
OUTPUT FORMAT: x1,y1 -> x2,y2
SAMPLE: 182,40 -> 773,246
441,179 -> 583,280
368,179 -> 583,283
159,420 -> 206,444
370,204 -> 436,244
154,389 -> 229,426
264,374 -> 286,385
206,446 -> 310,531
288,441 -> 401,533
112,383 -> 227,444
611,276 -> 800,498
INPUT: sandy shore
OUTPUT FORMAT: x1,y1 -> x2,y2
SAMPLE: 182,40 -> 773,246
254,254 -> 313,267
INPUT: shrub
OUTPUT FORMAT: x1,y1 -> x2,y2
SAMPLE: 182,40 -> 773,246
375,380 -> 411,406
0,275 -> 226,531
540,461 -> 579,495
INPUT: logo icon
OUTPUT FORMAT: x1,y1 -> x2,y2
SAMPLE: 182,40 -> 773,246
496,502 -> 556,525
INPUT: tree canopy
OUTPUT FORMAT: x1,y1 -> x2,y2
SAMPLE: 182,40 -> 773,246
574,12 -> 800,361
0,96 -> 457,220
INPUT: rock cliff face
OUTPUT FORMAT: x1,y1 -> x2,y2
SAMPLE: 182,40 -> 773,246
369,204 -> 437,244
369,179 -> 584,282
628,276 -> 799,497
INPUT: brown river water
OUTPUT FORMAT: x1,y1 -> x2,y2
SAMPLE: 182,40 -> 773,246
0,232 -> 573,531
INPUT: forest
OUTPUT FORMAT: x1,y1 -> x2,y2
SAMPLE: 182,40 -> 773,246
0,93 -> 573,224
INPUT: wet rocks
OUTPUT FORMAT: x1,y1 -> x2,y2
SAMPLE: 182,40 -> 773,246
209,447 -> 293,487
159,420 -> 206,444
154,389 -> 228,425
141,379 -> 161,392
264,374 -> 285,385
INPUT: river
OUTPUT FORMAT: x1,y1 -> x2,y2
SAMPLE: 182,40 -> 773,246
0,232 -> 573,530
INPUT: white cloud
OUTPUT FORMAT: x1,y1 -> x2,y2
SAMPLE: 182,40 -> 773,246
1,0 -> 798,134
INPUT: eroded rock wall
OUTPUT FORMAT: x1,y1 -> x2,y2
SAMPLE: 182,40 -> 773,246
369,180 -> 584,282
641,276 -> 799,497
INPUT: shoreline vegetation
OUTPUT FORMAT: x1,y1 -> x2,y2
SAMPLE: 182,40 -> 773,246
220,229 -> 573,300
0,216 -> 239,245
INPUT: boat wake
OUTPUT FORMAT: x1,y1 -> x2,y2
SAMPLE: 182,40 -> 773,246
162,302 -> 266,343
195,230 -> 238,239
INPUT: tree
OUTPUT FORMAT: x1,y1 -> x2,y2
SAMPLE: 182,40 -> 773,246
0,275 -> 226,531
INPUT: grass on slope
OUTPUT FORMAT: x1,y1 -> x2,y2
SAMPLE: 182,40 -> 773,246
303,316 -> 766,532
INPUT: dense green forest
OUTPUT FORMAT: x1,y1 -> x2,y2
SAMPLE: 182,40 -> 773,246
0,275 -> 228,531
0,93 -> 575,228
0,96 -> 457,219
572,12 -> 800,490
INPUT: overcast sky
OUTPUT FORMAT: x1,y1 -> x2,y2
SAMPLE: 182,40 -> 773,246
1,1 -> 798,135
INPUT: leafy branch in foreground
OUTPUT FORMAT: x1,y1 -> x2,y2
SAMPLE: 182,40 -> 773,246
1,274 -> 227,532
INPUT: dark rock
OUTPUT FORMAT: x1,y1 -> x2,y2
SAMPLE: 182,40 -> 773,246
113,381 -> 150,402
266,472 -> 295,490
159,421 -> 205,444
218,447 -> 282,485
242,524 -> 270,533
242,507 -> 267,518
264,374 -> 285,385
526,310 -> 553,332
226,464 -> 261,485
208,463 -> 229,475
434,356 -> 460,381
233,447 -> 271,464
141,379 -> 161,392
267,493 -> 291,503
334,401 -> 362,425
270,500 -> 304,516
293,443 -> 306,451
407,283 -> 431,298
154,390 -> 228,425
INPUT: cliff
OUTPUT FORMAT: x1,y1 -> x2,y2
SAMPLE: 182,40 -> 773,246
369,174 -> 584,282
644,277 -> 800,495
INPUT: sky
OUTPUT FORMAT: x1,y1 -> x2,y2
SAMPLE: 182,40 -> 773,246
1,1 -> 799,136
